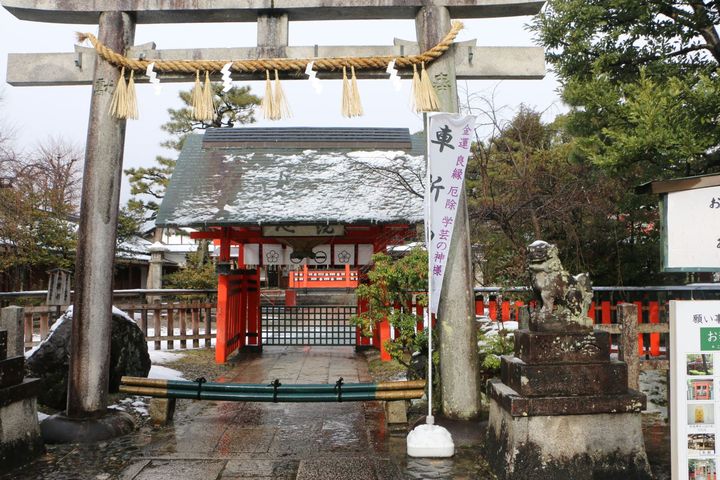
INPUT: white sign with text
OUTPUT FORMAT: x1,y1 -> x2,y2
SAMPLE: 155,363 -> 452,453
671,300 -> 720,480
665,186 -> 720,270
427,113 -> 476,314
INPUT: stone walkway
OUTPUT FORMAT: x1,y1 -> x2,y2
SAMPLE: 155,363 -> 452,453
119,346 -> 438,480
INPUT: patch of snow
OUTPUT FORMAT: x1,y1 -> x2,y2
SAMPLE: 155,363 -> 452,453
149,350 -> 186,365
110,396 -> 150,416
25,306 -> 72,358
640,369 -> 668,419
37,412 -> 49,422
112,306 -> 136,323
149,365 -> 185,381
529,240 -> 548,247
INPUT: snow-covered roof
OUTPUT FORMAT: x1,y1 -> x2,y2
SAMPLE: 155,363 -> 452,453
115,235 -> 151,262
156,128 -> 425,228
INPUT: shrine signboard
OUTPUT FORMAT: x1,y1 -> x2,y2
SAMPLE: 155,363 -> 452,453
671,300 -> 720,480
663,185 -> 720,271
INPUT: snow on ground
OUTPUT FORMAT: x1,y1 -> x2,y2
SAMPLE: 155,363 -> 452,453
148,350 -> 186,365
149,365 -> 185,381
640,369 -> 668,419
109,396 -> 149,417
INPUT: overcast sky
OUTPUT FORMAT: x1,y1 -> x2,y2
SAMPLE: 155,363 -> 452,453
0,7 -> 563,203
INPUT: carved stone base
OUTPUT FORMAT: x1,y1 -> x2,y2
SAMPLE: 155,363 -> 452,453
488,378 -> 645,416
514,330 -> 610,364
486,396 -> 652,480
0,386 -> 44,475
500,356 -> 628,397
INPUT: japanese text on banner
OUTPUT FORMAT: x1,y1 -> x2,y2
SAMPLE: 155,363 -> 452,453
427,113 -> 476,314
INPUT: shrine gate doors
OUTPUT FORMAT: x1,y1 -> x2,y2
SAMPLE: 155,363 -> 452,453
215,268 -> 261,363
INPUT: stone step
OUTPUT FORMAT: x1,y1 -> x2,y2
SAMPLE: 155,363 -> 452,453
514,329 -> 611,364
487,378 -> 646,417
500,356 -> 628,397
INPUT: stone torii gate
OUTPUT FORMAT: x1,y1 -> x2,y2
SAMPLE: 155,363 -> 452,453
3,0 -> 544,433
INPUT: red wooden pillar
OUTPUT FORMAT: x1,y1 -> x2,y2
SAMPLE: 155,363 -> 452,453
215,229 -> 232,364
216,275 -> 229,363
489,301 -> 498,321
588,301 -> 596,323
501,301 -> 510,322
379,317 -> 391,361
649,301 -> 660,356
601,301 -> 611,324
475,298 -> 484,317
285,290 -> 297,306
344,264 -> 351,288
634,301 -> 644,355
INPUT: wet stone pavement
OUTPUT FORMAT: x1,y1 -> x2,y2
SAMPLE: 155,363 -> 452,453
119,346 -> 491,480
2,346 -> 668,479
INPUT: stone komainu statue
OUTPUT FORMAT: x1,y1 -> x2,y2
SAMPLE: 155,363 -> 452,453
527,240 -> 593,331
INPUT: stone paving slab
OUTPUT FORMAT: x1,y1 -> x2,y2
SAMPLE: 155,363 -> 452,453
131,459 -> 226,480
296,457 -> 403,480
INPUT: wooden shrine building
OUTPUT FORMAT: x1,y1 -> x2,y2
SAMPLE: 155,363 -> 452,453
156,127 -> 424,362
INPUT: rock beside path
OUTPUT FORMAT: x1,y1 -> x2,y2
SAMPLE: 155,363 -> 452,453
26,307 -> 151,410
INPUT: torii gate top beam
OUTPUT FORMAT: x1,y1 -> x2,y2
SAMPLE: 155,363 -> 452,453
2,0 -> 544,23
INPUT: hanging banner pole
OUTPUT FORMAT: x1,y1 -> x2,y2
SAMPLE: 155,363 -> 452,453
407,111 -> 475,458
424,112 -> 434,425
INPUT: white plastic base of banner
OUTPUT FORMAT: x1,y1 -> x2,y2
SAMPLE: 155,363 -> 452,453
406,417 -> 455,458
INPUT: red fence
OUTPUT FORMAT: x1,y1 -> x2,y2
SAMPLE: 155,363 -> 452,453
475,298 -> 666,357
357,296 -> 432,361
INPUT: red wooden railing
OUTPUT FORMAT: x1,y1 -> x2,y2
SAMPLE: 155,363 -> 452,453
357,295 -> 433,362
289,265 -> 359,289
475,297 -> 668,357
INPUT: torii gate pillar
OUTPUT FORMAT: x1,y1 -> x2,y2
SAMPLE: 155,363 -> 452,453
416,7 -> 479,420
44,12 -> 137,440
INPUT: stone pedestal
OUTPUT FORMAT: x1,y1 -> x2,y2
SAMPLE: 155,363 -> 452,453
0,328 -> 44,475
486,329 -> 652,480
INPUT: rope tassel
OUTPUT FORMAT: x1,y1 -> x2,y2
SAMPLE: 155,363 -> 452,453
419,62 -> 440,112
411,64 -> 423,113
261,70 -> 276,120
126,70 -> 139,120
342,66 -> 363,118
273,70 -> 291,120
350,66 -> 363,117
199,71 -> 215,122
341,66 -> 351,117
109,67 -> 128,119
191,71 -> 204,121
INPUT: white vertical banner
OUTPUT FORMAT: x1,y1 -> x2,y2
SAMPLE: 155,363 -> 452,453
427,113 -> 476,314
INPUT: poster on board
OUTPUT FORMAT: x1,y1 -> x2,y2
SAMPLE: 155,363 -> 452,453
671,300 -> 720,480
